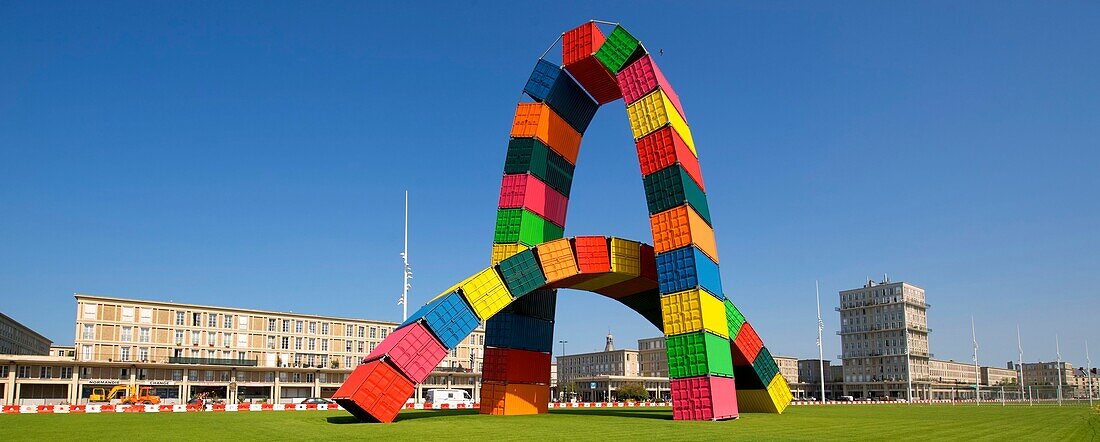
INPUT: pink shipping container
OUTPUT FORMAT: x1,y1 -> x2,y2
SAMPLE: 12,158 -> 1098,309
365,322 -> 447,384
671,375 -> 738,421
617,54 -> 686,120
497,173 -> 569,227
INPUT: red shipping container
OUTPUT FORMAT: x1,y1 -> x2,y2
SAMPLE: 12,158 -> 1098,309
365,322 -> 447,383
573,236 -> 611,274
497,173 -> 569,227
562,22 -> 622,104
636,127 -> 705,191
617,54 -> 686,119
731,322 -> 764,366
639,243 -> 658,281
482,346 -> 552,384
671,375 -> 738,421
333,359 -> 415,423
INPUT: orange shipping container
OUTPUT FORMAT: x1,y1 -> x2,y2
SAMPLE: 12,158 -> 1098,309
510,103 -> 582,164
535,238 -> 579,283
479,381 -> 550,416
649,205 -> 718,263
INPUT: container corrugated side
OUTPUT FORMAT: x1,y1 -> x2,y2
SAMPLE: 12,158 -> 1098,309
654,245 -> 724,298
499,288 -> 556,321
535,238 -> 578,283
617,53 -> 686,118
574,235 -> 611,273
364,321 -> 447,383
491,243 -> 528,266
509,102 -> 582,164
660,288 -> 730,338
671,375 -> 738,420
666,331 -> 735,379
504,138 -> 575,197
723,299 -> 746,339
332,359 -> 415,423
400,292 -> 480,349
595,25 -> 644,74
562,22 -> 622,104
625,89 -> 695,155
544,65 -> 599,133
481,346 -> 552,384
523,59 -> 559,101
642,164 -> 712,225
485,311 -> 555,353
731,321 -> 764,366
497,248 -> 547,298
459,267 -> 513,320
649,204 -> 719,263
636,126 -> 704,191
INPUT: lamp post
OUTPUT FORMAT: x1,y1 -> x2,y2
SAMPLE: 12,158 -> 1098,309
1086,340 -> 1093,407
815,280 -> 826,403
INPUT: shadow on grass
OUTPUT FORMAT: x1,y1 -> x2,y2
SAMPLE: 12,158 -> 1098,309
326,409 -> 479,425
550,408 -> 673,420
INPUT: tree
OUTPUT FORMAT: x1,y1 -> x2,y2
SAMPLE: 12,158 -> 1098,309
616,383 -> 649,402
330,359 -> 340,369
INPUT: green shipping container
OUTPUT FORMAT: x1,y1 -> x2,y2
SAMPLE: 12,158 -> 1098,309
724,299 -> 746,339
752,347 -> 780,382
497,249 -> 547,298
493,208 -> 565,247
642,164 -> 712,224
503,138 -> 575,197
595,25 -> 645,74
665,331 -> 734,379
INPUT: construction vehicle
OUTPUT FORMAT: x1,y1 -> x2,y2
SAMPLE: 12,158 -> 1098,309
89,384 -> 161,405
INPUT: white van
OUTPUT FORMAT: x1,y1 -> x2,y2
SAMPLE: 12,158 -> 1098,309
426,389 -> 473,407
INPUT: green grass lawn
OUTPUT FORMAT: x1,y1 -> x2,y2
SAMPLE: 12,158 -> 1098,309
2,405 -> 1097,441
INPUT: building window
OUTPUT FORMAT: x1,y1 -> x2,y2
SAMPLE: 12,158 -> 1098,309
139,327 -> 150,343
345,324 -> 353,337
83,324 -> 95,340
359,326 -> 366,338
191,331 -> 200,345
295,338 -> 302,350
321,339 -> 328,351
121,327 -> 133,342
17,366 -> 30,378
309,322 -> 316,334
295,321 -> 303,334
358,341 -> 365,353
380,328 -> 388,339
208,314 -> 218,328
281,337 -> 289,350
368,327 -> 376,339
306,373 -> 314,383
308,338 -> 316,351
224,315 -> 234,329
207,332 -> 216,346
176,312 -> 185,326
175,330 -> 184,345
345,341 -> 352,352
120,347 -> 131,361
40,366 -> 52,378
267,336 -> 276,349
81,345 -> 92,361
321,323 -> 329,335
139,347 -> 149,361
268,319 -> 276,332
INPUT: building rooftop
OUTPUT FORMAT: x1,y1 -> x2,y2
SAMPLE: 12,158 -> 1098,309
74,293 -> 401,326
0,311 -> 53,344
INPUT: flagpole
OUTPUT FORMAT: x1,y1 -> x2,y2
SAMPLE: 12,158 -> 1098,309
1087,340 -> 1093,408
1017,324 -> 1025,404
972,316 -> 979,406
816,280 -> 825,403
1056,335 -> 1063,406
399,190 -> 411,322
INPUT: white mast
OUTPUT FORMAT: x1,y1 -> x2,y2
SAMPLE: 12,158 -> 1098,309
972,316 -> 980,406
816,280 -> 825,403
905,302 -> 913,403
398,191 -> 412,322
1056,334 -> 1063,406
1087,340 -> 1093,407
1017,324 -> 1025,402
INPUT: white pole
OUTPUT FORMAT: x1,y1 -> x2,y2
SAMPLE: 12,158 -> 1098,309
816,280 -> 826,403
904,296 -> 913,403
1017,324 -> 1025,403
972,316 -> 980,406
1087,340 -> 1093,407
399,190 -> 411,322
1056,335 -> 1063,406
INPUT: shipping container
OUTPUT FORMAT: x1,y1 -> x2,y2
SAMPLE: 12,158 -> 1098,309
497,173 -> 569,228
482,346 -> 552,384
332,359 -> 415,423
494,208 -> 565,247
365,322 -> 447,384
639,243 -> 658,280
636,126 -> 704,190
596,276 -> 659,300
497,248 -> 547,298
595,25 -> 645,74
661,288 -> 730,338
479,381 -> 550,416
524,60 -> 599,133
767,373 -> 793,413
574,235 -> 611,273
568,271 -> 635,293
731,321 -> 764,367
626,89 -> 695,155
491,243 -> 528,266
608,237 -> 643,276
534,238 -> 579,283
643,165 -> 711,225
485,311 -> 554,353
649,205 -> 718,263
562,22 -> 622,104
666,331 -> 734,379
617,54 -> 686,118
498,288 -> 557,321
655,245 -> 724,299
400,291 -> 480,350
460,267 -> 513,320
723,299 -> 746,340
504,138 -> 575,197
615,289 -> 664,329
751,347 -> 780,384
510,103 -> 582,164
736,373 -> 791,413
670,375 -> 738,421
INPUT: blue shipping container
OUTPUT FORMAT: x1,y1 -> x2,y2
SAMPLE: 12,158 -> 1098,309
655,245 -> 724,299
523,59 -> 599,133
400,291 -> 480,349
485,311 -> 555,353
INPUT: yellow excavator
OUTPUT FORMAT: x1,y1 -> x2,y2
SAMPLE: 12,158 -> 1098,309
89,384 -> 161,405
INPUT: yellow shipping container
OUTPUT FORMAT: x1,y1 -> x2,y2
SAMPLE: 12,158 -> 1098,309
491,243 -> 528,266
608,237 -> 642,276
625,89 -> 696,156
735,374 -> 792,414
460,267 -> 513,319
660,289 -> 729,338
766,373 -> 793,413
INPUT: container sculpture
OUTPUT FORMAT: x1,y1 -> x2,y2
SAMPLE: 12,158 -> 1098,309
333,21 -> 792,422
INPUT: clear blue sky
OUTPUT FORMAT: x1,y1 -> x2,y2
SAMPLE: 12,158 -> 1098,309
2,2 -> 1097,368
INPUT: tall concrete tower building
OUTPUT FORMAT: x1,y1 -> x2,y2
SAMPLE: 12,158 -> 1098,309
838,278 -> 931,399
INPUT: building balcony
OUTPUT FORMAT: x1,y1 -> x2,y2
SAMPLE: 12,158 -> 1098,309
167,356 -> 258,367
